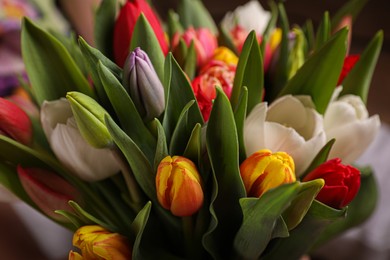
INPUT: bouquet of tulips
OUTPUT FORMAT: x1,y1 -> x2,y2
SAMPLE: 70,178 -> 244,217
0,0 -> 383,259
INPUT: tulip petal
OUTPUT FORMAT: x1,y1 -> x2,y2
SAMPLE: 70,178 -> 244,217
327,115 -> 380,164
244,103 -> 267,156
41,98 -> 73,138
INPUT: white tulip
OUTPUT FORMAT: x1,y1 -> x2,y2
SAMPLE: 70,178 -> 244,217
41,99 -> 120,182
221,0 -> 271,35
244,95 -> 326,176
324,94 -> 380,164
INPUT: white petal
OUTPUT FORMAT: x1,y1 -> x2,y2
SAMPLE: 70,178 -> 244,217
244,103 -> 267,156
338,95 -> 368,120
40,99 -> 73,139
267,95 -> 307,130
327,115 -> 381,164
50,118 -> 120,182
324,101 -> 359,131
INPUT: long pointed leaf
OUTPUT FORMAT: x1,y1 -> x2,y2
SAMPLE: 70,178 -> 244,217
94,0 -> 117,58
177,0 -> 218,34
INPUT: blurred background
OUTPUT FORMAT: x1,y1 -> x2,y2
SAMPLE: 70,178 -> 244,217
0,0 -> 388,259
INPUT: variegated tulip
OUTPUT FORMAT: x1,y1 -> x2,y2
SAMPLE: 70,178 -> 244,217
240,149 -> 296,197
40,98 -> 120,182
156,156 -> 203,217
0,97 -> 32,145
244,95 -> 326,176
113,0 -> 168,67
172,27 -> 218,67
70,225 -> 132,260
324,94 -> 380,164
17,165 -> 79,221
123,47 -> 165,121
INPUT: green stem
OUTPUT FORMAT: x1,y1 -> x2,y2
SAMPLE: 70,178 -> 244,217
182,216 -> 196,259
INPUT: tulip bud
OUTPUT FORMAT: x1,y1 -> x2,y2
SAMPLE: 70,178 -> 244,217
303,158 -> 361,209
17,165 -> 80,222
123,47 -> 165,122
156,156 -> 204,217
240,149 -> 296,197
113,0 -> 168,67
66,92 -> 112,148
191,60 -> 236,121
172,27 -> 218,67
70,225 -> 132,260
0,97 -> 32,145
212,47 -> 239,65
337,55 -> 360,85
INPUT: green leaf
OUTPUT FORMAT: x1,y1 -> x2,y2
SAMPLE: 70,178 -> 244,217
233,87 -> 248,163
302,19 -> 315,54
262,200 -> 347,259
55,210 -> 85,230
301,139 -> 335,179
167,10 -> 184,39
184,41 -> 197,80
131,201 -> 152,258
130,14 -> 165,81
266,3 -> 290,101
178,0 -> 218,34
183,124 -> 202,167
315,12 -> 331,51
98,61 -> 156,162
277,28 -> 348,114
163,54 -> 203,144
231,31 -> 263,114
313,167 -> 378,247
169,100 -> 196,155
283,179 -> 325,230
203,88 -> 246,259
234,183 -> 300,259
331,0 -> 369,30
260,1 -> 278,57
79,37 -> 122,110
218,26 -> 238,55
21,18 -> 95,105
0,163 -> 33,205
94,0 -> 117,59
340,30 -> 383,103
153,119 -> 169,171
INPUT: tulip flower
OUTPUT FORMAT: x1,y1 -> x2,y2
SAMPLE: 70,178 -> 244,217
240,149 -> 296,197
221,0 -> 271,36
41,98 -> 120,182
244,95 -> 326,176
337,55 -> 360,86
191,60 -> 236,121
172,27 -> 218,67
70,225 -> 132,260
123,47 -> 165,121
156,156 -> 203,217
17,165 -> 80,221
324,94 -> 380,164
0,97 -> 32,145
113,0 -> 168,67
212,47 -> 239,66
303,158 -> 361,209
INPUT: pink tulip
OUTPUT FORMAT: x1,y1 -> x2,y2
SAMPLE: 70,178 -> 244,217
0,97 -> 32,145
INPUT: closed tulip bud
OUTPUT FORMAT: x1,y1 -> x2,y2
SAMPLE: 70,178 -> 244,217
303,158 -> 360,209
156,156 -> 204,217
0,97 -> 32,145
240,149 -> 296,197
123,47 -> 165,121
113,0 -> 168,67
172,27 -> 218,67
70,225 -> 132,260
17,165 -> 80,222
66,92 -> 112,148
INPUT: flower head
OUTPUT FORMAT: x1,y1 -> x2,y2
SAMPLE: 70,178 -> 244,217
244,95 -> 326,176
156,156 -> 204,217
240,149 -> 296,197
70,225 -> 132,260
123,47 -> 165,121
0,97 -> 32,145
192,60 -> 236,121
303,158 -> 361,209
113,0 -> 168,67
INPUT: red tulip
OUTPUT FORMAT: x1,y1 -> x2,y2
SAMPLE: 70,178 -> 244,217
113,0 -> 168,67
17,165 -> 81,221
303,158 -> 361,209
337,54 -> 360,86
191,60 -> 236,121
0,97 -> 32,145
